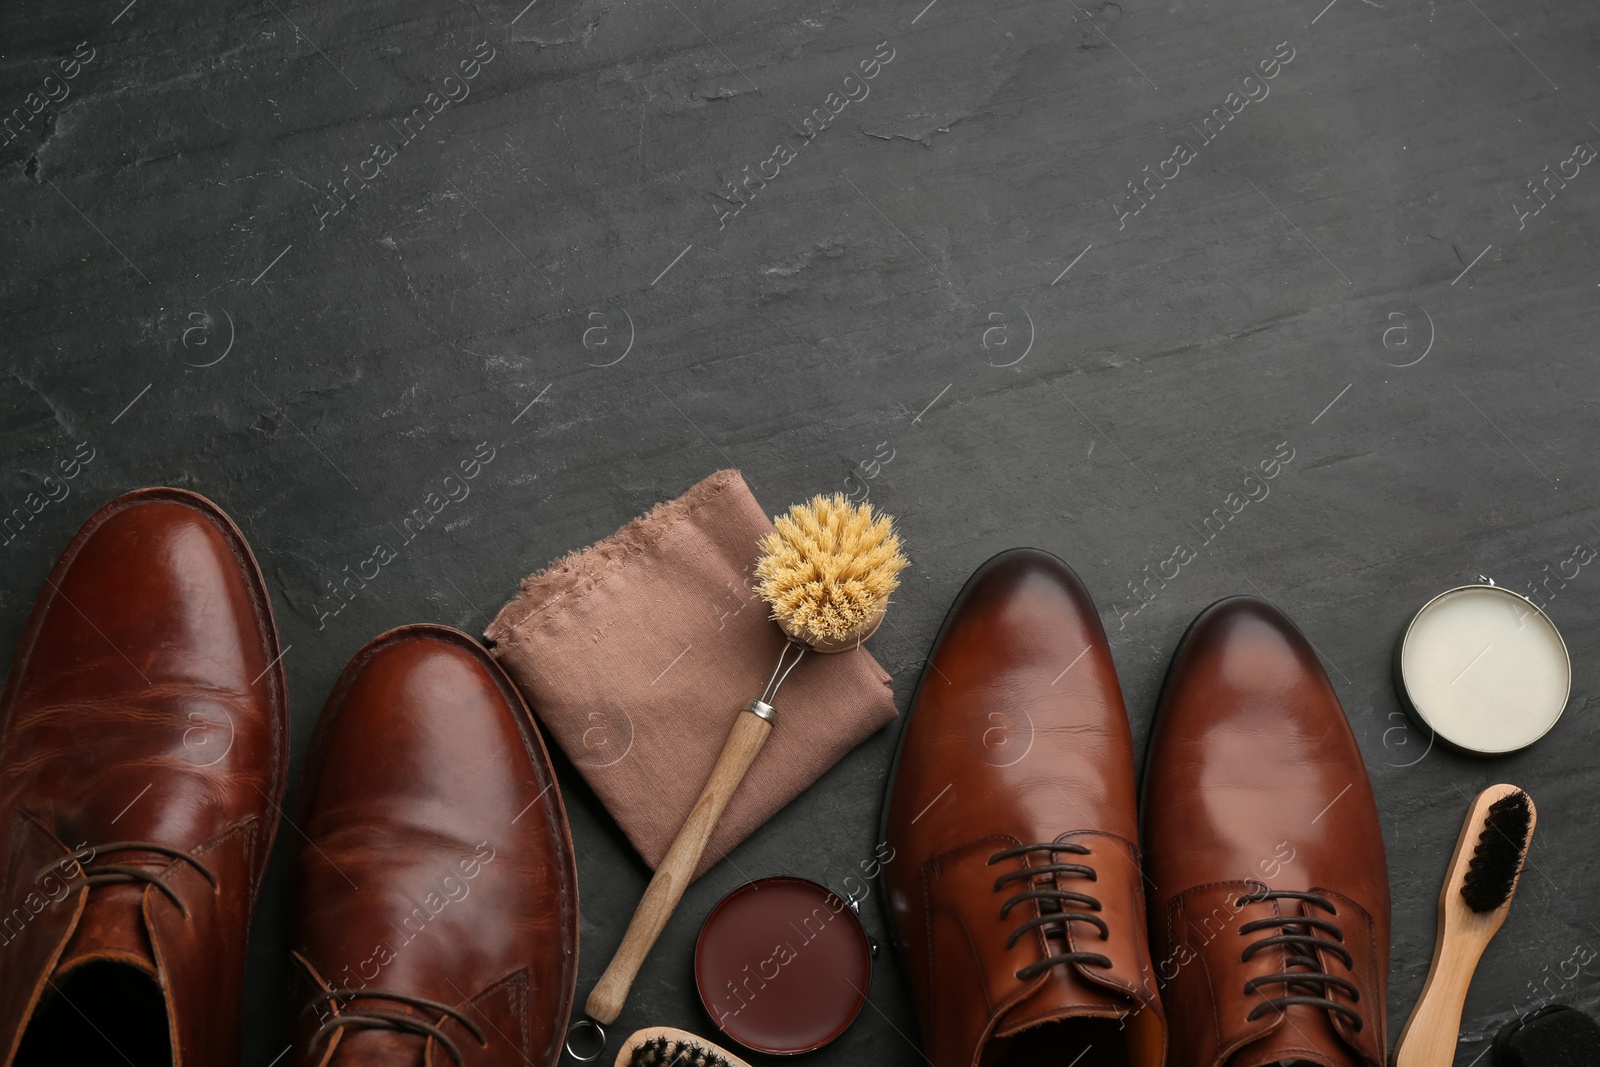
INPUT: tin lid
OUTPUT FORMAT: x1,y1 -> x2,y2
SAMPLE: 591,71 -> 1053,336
694,875 -> 872,1055
1395,580 -> 1571,755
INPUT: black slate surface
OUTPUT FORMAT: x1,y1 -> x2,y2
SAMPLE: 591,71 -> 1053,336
3,0 -> 1599,1062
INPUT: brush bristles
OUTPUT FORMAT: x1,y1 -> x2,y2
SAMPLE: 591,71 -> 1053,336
625,1036 -> 738,1067
1460,790 -> 1533,912
755,494 -> 907,644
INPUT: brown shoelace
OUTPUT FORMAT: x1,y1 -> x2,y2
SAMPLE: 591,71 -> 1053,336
313,989 -> 487,1067
37,843 -> 218,918
1236,887 -> 1363,1030
988,842 -> 1112,981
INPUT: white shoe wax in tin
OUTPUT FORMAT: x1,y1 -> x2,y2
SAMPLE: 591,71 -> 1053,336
1395,580 -> 1571,755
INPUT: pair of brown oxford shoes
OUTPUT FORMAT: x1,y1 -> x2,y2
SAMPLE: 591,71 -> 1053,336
881,549 -> 1389,1067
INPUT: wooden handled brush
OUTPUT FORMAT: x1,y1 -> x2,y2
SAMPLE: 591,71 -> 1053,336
570,496 -> 906,1055
1393,784 -> 1536,1067
613,1027 -> 753,1067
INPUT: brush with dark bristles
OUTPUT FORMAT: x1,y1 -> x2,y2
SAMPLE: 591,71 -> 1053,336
613,1027 -> 753,1067
1395,784 -> 1537,1067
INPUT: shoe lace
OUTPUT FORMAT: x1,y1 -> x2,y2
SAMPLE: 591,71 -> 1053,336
1235,886 -> 1362,1030
987,842 -> 1112,981
313,988 -> 488,1067
40,843 -> 218,918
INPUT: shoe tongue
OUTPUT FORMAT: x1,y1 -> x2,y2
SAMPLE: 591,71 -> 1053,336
320,993 -> 447,1067
1228,1010 -> 1360,1067
995,953 -> 1126,1037
324,1029 -> 431,1067
1228,895 -> 1369,1067
1228,896 -> 1363,1067
56,883 -> 157,978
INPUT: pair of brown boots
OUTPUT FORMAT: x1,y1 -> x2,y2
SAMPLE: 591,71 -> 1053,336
882,550 -> 1390,1067
0,490 -> 578,1066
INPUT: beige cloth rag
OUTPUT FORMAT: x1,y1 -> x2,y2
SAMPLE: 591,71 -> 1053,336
485,470 -> 899,879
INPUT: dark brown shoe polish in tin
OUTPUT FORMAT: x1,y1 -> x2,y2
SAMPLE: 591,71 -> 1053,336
694,876 -> 872,1055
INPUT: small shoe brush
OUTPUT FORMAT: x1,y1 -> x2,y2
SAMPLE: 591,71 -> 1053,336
613,1027 -> 753,1067
571,496 -> 906,1057
1394,784 -> 1537,1067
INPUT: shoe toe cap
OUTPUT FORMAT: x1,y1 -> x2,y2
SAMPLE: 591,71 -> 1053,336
18,488 -> 279,700
1144,597 -> 1381,894
938,548 -> 1102,653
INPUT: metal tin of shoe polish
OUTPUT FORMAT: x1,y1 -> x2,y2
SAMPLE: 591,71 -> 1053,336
694,875 -> 875,1056
1393,577 -> 1571,755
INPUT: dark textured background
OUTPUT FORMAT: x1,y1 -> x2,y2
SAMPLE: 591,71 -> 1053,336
3,0 -> 1598,1062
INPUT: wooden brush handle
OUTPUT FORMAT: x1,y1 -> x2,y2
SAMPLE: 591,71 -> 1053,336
1393,934 -> 1494,1067
585,707 -> 775,1025
1393,784 -> 1534,1067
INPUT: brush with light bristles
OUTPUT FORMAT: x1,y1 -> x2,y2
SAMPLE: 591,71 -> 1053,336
755,494 -> 906,651
1394,784 -> 1537,1067
568,495 -> 906,1059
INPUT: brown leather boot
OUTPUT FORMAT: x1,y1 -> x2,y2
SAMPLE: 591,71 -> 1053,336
881,550 -> 1167,1067
1142,597 -> 1389,1067
287,624 -> 579,1067
0,488 -> 289,1066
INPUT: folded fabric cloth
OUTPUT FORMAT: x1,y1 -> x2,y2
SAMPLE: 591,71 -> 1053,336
485,470 -> 899,879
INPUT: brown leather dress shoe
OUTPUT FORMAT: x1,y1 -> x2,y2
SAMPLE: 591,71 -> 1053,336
1142,597 -> 1389,1067
287,624 -> 579,1067
0,488 -> 289,1066
881,549 -> 1166,1067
